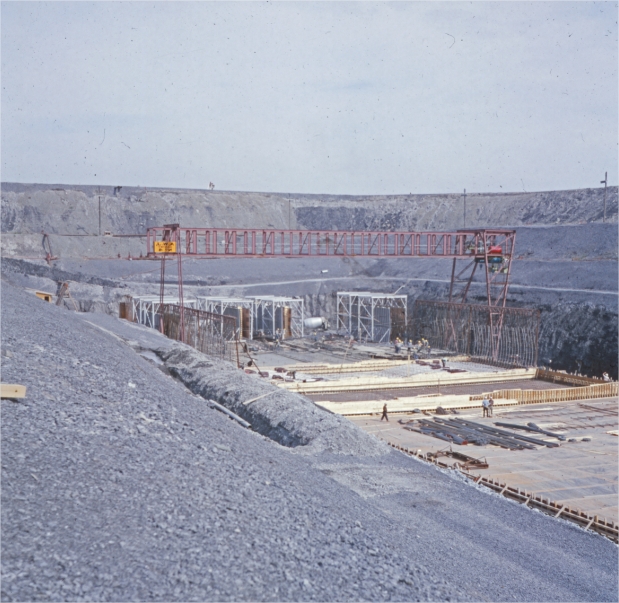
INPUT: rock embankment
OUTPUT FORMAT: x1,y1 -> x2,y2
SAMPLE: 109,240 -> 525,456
159,345 -> 388,456
2,182 -> 617,236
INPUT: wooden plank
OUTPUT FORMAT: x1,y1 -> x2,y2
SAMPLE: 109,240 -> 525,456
1,384 -> 26,399
279,368 -> 535,394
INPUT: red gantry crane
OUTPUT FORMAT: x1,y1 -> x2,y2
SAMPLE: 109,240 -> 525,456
148,225 -> 516,359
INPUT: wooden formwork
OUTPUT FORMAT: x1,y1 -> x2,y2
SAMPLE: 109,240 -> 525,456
279,368 -> 536,394
284,359 -> 412,375
471,383 -> 618,404
535,368 -> 606,387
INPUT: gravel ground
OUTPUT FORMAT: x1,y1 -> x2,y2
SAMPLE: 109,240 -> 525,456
0,282 -> 456,602
2,281 -> 618,602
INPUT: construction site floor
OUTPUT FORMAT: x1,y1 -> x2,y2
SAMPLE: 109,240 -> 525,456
349,397 -> 619,523
308,379 -> 567,402
251,340 -> 479,370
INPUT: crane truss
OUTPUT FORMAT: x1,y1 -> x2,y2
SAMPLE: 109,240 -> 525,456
146,226 -> 515,263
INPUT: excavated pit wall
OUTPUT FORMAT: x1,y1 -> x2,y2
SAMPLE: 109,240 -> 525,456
2,182 -> 618,377
2,182 -> 617,234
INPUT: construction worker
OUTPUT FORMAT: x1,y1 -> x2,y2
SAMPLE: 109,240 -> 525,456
482,397 -> 490,418
488,397 -> 494,417
603,372 -> 611,382
441,357 -> 447,368
394,337 -> 402,354
381,403 -> 389,422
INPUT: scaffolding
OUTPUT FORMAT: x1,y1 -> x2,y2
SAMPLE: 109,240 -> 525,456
337,292 -> 407,343
249,296 -> 304,339
131,295 -> 197,330
196,296 -> 254,340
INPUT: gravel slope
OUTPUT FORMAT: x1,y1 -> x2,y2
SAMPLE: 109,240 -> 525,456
0,281 -> 457,602
2,281 -> 618,602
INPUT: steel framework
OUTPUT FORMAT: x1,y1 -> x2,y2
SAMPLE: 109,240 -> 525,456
337,292 -> 407,343
196,296 -> 254,340
146,226 -> 518,356
146,226 -> 514,261
131,295 -> 197,330
249,295 -> 304,339
447,230 -> 516,359
412,300 -> 540,367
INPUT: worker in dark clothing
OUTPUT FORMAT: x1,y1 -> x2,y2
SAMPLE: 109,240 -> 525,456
488,397 -> 494,417
380,403 -> 389,422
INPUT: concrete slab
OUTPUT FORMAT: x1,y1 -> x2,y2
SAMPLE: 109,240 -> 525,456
349,397 -> 619,523
315,395 -> 518,415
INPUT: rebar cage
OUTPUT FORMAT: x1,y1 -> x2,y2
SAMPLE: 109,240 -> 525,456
337,292 -> 407,343
161,304 -> 238,363
412,300 -> 540,366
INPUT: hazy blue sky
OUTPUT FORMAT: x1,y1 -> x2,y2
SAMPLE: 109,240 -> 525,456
2,1 -> 617,194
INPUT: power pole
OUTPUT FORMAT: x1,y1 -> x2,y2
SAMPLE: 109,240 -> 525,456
601,172 -> 608,223
96,186 -> 102,235
463,188 -> 467,228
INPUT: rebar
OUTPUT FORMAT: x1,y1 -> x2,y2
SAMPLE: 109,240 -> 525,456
161,304 -> 238,363
411,300 -> 540,367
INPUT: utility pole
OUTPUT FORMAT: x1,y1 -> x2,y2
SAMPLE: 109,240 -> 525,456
463,188 -> 467,228
96,186 -> 102,235
601,172 -> 608,223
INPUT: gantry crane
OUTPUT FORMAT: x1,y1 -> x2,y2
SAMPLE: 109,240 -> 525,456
147,225 -> 516,359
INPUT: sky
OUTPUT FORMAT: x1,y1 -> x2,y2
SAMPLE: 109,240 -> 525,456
1,1 -> 617,195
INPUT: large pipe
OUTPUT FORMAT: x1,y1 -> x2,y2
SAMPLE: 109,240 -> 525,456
207,399 -> 251,429
304,317 -> 325,329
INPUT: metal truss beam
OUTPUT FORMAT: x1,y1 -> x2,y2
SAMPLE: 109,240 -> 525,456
146,227 -> 516,261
